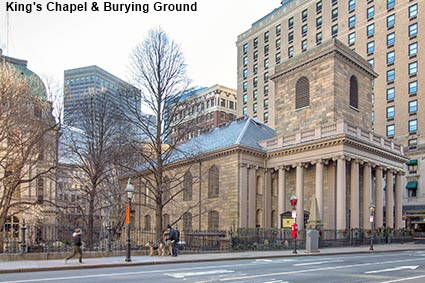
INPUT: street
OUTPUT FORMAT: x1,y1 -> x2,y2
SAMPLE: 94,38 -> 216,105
1,251 -> 425,283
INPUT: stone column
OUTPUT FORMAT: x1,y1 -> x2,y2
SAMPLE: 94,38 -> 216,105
264,170 -> 272,228
296,164 -> 304,230
248,166 -> 257,227
315,160 -> 324,222
385,169 -> 394,228
350,160 -> 360,228
394,172 -> 403,229
362,163 -> 372,229
375,166 -> 384,228
239,164 -> 248,227
278,167 -> 286,228
336,157 -> 347,231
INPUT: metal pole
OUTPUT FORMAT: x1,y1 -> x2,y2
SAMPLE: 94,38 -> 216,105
125,200 -> 132,262
293,216 -> 297,254
370,220 -> 374,251
20,220 -> 27,254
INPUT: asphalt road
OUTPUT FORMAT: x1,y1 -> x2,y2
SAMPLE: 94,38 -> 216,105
1,251 -> 425,283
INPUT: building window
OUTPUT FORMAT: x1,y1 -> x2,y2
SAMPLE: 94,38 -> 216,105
367,23 -> 375,37
387,14 -> 395,29
36,177 -> 44,204
409,23 -> 418,37
183,172 -> 192,201
409,61 -> 418,76
229,101 -> 235,110
183,212 -> 192,231
276,24 -> 281,36
386,106 -> 395,119
409,4 -> 418,18
408,138 -> 418,149
316,32 -> 322,45
253,50 -> 258,61
243,93 -> 247,104
288,17 -> 294,29
368,58 -> 374,68
243,69 -> 248,79
349,0 -> 356,11
409,42 -> 418,57
276,38 -> 281,50
264,44 -> 269,55
301,39 -> 308,52
295,77 -> 310,109
243,106 -> 247,115
253,89 -> 258,100
316,16 -> 322,29
264,98 -> 269,110
302,24 -> 308,36
332,0 -> 338,5
349,76 -> 358,109
144,215 -> 151,231
316,1 -> 322,13
253,37 -> 258,49
220,98 -> 226,107
208,211 -> 219,231
409,100 -> 418,114
253,76 -> 258,88
409,119 -> 418,132
264,31 -> 269,43
302,9 -> 308,22
253,63 -> 258,74
387,0 -> 395,10
387,69 -> 395,82
367,41 -> 375,54
208,165 -> 219,198
276,52 -> 281,64
288,31 -> 294,43
367,6 -> 375,20
332,24 -> 338,37
253,102 -> 258,114
264,71 -> 269,81
264,112 -> 269,123
243,81 -> 248,91
348,32 -> 356,45
372,111 -> 374,124
387,33 -> 395,46
387,51 -> 395,64
409,81 -> 418,95
332,8 -> 338,21
243,56 -> 248,66
387,124 -> 395,137
264,58 -> 269,69
243,43 -> 248,54
348,15 -> 356,29
387,88 -> 395,101
264,84 -> 269,96
288,46 -> 294,58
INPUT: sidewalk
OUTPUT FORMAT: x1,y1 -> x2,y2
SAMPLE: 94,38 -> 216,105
1,243 -> 424,274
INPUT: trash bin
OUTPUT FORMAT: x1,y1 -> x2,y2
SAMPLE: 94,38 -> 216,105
306,230 -> 319,253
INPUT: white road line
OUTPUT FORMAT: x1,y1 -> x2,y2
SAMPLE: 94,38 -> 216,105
365,265 -> 419,274
219,257 -> 425,281
294,260 -> 344,266
380,275 -> 425,283
164,269 -> 235,278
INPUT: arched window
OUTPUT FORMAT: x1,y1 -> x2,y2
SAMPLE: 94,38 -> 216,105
350,75 -> 359,109
162,214 -> 170,227
256,176 -> 263,195
37,177 -> 44,204
208,165 -> 219,198
183,212 -> 192,231
183,171 -> 193,201
208,211 -> 219,231
271,210 -> 277,228
256,209 -> 263,228
272,178 -> 278,197
144,215 -> 151,231
295,77 -> 310,109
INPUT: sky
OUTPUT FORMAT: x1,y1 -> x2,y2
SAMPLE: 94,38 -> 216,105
0,0 -> 280,89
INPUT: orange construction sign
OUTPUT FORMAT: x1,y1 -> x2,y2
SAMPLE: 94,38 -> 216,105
125,204 -> 130,225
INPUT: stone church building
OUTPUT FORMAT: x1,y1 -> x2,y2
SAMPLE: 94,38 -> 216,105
132,39 -> 407,232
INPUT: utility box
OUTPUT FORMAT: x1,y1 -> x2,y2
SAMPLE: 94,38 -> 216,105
305,230 -> 320,253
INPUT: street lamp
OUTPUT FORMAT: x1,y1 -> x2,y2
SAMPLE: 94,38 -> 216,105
125,178 -> 134,262
369,203 -> 375,251
290,193 -> 298,254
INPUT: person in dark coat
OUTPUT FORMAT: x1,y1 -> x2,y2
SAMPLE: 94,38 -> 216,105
64,228 -> 83,263
167,224 -> 179,257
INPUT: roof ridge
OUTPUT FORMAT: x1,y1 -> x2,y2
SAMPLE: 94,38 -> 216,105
235,117 -> 252,145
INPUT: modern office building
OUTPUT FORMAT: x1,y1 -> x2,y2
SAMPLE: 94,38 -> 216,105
169,84 -> 237,143
236,0 -> 424,230
64,65 -> 140,130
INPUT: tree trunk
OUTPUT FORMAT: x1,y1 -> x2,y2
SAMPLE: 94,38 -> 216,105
155,202 -> 163,240
87,196 -> 95,249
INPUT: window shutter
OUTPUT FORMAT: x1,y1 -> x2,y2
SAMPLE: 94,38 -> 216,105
296,77 -> 310,109
350,76 -> 359,109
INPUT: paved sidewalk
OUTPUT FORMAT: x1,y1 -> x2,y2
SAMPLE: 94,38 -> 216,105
1,243 -> 424,274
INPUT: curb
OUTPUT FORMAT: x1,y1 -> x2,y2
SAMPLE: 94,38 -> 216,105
1,247 -> 424,274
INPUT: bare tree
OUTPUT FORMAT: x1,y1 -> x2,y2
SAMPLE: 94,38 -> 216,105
122,28 -> 205,240
0,62 -> 60,251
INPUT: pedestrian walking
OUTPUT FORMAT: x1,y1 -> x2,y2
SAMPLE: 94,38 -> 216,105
167,224 -> 179,257
64,228 -> 83,263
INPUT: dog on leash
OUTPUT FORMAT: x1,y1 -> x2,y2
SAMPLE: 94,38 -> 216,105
145,241 -> 166,256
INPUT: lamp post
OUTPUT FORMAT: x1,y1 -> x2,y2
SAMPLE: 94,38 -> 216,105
369,203 -> 375,251
290,193 -> 298,254
20,219 -> 27,254
125,178 -> 134,262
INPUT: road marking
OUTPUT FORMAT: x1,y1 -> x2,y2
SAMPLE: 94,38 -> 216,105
164,269 -> 235,278
220,258 -> 425,281
365,265 -> 419,274
294,260 -> 344,266
380,275 -> 425,283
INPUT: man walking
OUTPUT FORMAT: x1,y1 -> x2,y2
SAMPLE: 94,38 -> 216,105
167,224 -> 179,257
64,228 -> 83,263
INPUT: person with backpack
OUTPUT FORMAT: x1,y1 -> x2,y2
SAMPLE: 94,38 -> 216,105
64,228 -> 83,263
167,224 -> 179,257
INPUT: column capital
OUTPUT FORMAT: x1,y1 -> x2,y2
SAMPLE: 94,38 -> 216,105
240,163 -> 248,168
332,155 -> 346,161
311,159 -> 324,165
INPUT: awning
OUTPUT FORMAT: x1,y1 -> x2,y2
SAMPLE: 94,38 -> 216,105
406,160 -> 418,165
406,181 -> 418,190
